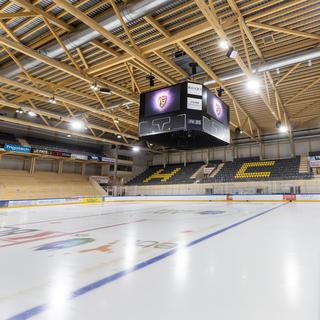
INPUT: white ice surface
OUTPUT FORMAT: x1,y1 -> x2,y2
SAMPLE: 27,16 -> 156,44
0,201 -> 319,320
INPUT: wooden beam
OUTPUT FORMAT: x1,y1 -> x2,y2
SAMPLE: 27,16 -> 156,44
86,21 -> 213,75
276,63 -> 301,86
0,115 -> 133,146
11,0 -> 73,32
247,21 -> 320,41
284,77 -> 320,106
90,40 -> 120,57
246,0 -> 309,22
42,16 -> 80,70
0,12 -> 38,19
109,0 -> 139,51
0,98 -> 138,140
53,0 -> 175,85
0,35 -> 139,104
0,74 -> 138,128
194,0 -> 277,122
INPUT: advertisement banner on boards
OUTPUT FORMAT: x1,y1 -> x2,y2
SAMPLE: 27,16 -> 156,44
4,144 -> 31,153
82,197 -> 103,203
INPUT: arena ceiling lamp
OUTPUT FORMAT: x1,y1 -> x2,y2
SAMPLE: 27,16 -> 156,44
70,119 -> 85,131
27,111 -> 37,117
219,39 -> 229,50
48,96 -> 56,104
246,77 -> 261,94
276,120 -> 288,133
132,146 -> 140,152
235,127 -> 243,135
99,87 -> 111,95
15,108 -> 23,114
279,124 -> 288,133
90,83 -> 99,91
226,47 -> 238,59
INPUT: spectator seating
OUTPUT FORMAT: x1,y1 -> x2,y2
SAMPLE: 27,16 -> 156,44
127,157 -> 313,186
0,170 -> 106,200
211,156 -> 312,183
127,163 -> 203,185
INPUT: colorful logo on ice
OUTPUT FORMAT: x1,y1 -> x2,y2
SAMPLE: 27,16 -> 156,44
35,238 -> 95,251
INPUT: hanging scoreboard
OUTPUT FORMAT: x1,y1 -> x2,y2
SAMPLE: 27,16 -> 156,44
139,81 -> 230,149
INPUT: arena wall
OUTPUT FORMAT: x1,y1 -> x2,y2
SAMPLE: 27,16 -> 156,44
1,193 -> 320,210
151,135 -> 320,166
124,179 -> 320,196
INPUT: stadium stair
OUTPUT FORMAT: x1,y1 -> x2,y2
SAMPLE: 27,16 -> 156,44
299,156 -> 309,173
210,163 -> 225,178
190,164 -> 207,179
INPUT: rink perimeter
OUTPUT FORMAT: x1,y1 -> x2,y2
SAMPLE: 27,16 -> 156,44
0,200 -> 319,319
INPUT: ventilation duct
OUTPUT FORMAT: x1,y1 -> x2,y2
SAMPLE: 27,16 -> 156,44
204,47 -> 320,85
0,0 -> 174,79
0,0 -> 319,84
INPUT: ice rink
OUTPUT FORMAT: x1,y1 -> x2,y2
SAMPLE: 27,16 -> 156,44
0,201 -> 319,320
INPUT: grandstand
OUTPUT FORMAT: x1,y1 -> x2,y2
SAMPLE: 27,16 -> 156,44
127,156 -> 313,186
127,162 -> 203,185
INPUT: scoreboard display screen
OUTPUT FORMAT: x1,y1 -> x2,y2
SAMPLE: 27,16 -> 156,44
143,84 -> 181,117
139,81 -> 230,149
206,89 -> 229,126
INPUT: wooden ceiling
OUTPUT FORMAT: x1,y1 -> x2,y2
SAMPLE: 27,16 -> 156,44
0,0 -> 319,148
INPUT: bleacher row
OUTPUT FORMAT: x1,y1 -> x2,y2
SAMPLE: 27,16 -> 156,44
127,156 -> 313,185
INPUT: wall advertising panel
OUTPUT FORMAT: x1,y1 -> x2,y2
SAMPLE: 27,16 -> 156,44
4,144 -> 31,153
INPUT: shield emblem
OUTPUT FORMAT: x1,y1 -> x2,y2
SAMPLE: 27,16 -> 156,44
158,95 -> 167,109
214,100 -> 222,117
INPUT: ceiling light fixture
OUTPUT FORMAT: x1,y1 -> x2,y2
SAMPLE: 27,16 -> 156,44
99,87 -> 111,95
70,119 -> 85,131
226,47 -> 238,59
146,75 -> 155,87
219,39 -> 229,50
132,146 -> 140,152
28,111 -> 37,117
217,87 -> 224,97
189,62 -> 198,75
48,97 -> 56,104
246,77 -> 261,94
90,83 -> 99,91
279,124 -> 288,133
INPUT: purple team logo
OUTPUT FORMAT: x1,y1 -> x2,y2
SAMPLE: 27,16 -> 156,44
158,94 -> 168,109
152,89 -> 172,112
213,98 -> 223,119
144,85 -> 180,117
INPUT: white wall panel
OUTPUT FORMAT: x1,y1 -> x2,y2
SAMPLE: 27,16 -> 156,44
295,140 -> 310,155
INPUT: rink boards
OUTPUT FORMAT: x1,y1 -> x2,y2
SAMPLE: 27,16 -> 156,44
1,193 -> 320,209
